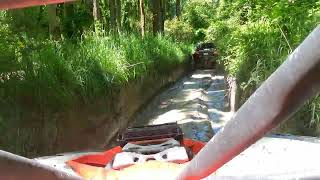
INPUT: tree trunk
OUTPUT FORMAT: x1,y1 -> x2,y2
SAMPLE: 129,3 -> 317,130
48,5 -> 59,37
139,0 -> 145,37
38,6 -> 44,24
109,0 -> 116,33
63,2 -> 74,37
93,0 -> 98,21
176,0 -> 181,18
93,0 -> 101,32
115,0 -> 121,33
159,0 -> 165,33
152,0 -> 160,35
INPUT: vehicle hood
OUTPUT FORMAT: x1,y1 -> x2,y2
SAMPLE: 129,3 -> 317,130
35,135 -> 320,179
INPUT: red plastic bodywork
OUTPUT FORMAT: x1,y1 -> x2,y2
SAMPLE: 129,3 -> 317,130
67,138 -> 205,178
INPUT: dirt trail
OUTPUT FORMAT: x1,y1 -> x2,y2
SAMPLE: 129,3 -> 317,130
132,69 -> 234,142
35,69 -> 320,178
34,69 -> 234,176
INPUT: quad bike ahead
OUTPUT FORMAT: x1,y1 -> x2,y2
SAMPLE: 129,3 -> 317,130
192,42 -> 218,69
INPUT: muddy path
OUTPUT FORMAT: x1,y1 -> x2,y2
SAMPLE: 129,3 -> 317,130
35,69 -> 320,178
131,69 -> 234,142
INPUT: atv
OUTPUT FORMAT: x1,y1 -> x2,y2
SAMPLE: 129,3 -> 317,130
65,123 -> 205,179
192,42 -> 218,69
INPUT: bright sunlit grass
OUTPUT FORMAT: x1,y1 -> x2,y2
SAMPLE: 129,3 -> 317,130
1,33 -> 192,109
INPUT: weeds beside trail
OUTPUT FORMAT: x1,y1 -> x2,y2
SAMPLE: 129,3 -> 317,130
167,0 -> 320,135
0,33 -> 192,152
1,7 -> 193,155
206,1 -> 320,135
1,33 -> 191,110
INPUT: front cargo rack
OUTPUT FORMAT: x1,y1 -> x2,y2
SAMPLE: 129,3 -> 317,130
118,122 -> 183,147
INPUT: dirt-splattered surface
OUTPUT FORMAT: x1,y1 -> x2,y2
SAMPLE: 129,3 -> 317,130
35,69 -> 320,179
132,69 -> 234,142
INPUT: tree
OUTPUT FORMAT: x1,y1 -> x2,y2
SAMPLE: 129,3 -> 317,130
152,0 -> 161,34
109,0 -> 116,33
139,0 -> 145,37
115,0 -> 121,33
176,0 -> 181,18
48,5 -> 59,37
109,0 -> 121,34
63,2 -> 74,37
93,0 -> 99,22
159,0 -> 165,33
93,0 -> 101,32
139,0 -> 146,37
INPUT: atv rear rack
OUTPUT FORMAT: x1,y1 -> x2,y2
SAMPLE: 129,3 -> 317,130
118,123 -> 183,147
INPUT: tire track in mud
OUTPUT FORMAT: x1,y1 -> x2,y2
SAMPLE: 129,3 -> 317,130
132,69 -> 234,142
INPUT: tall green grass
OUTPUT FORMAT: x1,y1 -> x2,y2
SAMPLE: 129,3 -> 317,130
162,0 -> 320,135
202,1 -> 320,135
1,33 -> 191,111
0,30 -> 191,155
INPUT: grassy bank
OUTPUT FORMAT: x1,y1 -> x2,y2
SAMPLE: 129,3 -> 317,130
0,32 -> 192,152
173,0 -> 320,135
1,6 -> 195,155
209,1 -> 320,135
1,33 -> 191,109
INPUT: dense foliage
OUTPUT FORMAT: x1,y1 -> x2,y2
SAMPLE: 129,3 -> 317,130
0,1 -> 191,109
1,33 -> 188,107
0,1 -> 192,155
1,0 -> 320,154
175,0 -> 320,135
